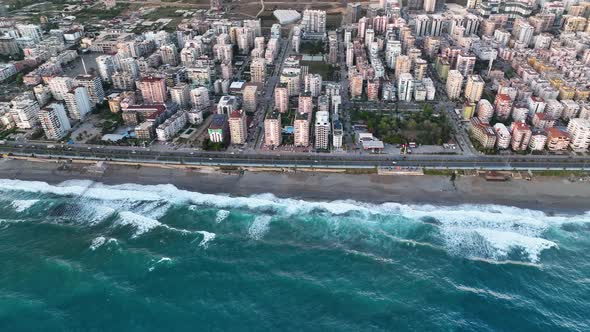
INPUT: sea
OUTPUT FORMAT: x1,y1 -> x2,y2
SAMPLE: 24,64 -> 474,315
0,178 -> 589,331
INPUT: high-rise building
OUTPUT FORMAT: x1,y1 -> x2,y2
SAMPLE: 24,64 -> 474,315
96,55 -> 115,82
250,58 -> 266,83
470,117 -> 497,149
567,118 -> 590,152
446,70 -> 463,100
477,99 -> 494,123
298,93 -> 313,114
350,72 -> 364,99
75,75 -> 105,106
314,111 -> 330,150
398,73 -> 414,102
510,121 -> 532,151
10,93 -> 40,129
229,109 -> 247,145
493,123 -> 511,149
294,112 -> 310,147
395,55 -> 411,80
328,32 -> 338,64
456,53 -> 476,77
494,94 -> 513,121
15,24 -> 43,43
190,87 -> 210,111
274,84 -> 289,113
413,58 -> 428,81
280,69 -> 301,96
242,84 -> 258,112
465,75 -> 485,103
170,84 -> 191,110
39,103 -> 71,140
264,110 -> 282,147
160,43 -> 179,66
48,77 -> 74,101
139,76 -> 167,104
332,119 -> 343,149
217,95 -> 239,115
302,10 -> 326,33
64,86 -> 92,120
424,0 -> 436,12
347,2 -> 362,23
304,73 -> 323,97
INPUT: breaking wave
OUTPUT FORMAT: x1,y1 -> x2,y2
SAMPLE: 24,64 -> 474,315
0,179 -> 588,263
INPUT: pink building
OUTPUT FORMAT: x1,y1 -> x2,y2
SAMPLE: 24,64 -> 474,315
139,76 -> 167,104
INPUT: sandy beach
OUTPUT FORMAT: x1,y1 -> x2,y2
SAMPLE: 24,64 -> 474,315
0,158 -> 588,213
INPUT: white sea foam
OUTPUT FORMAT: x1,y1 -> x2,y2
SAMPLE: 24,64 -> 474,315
1,179 -> 588,262
89,236 -> 118,251
215,210 -> 230,223
248,215 -> 272,240
455,285 -> 515,301
10,199 -> 39,212
148,257 -> 173,272
117,211 -> 163,237
196,231 -> 216,248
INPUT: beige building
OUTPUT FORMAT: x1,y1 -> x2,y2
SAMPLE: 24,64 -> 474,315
264,110 -> 282,147
274,84 -> 289,113
546,127 -> 571,151
294,112 -> 310,147
298,93 -> 313,114
510,121 -> 532,151
242,84 -> 258,112
446,70 -> 463,100
470,117 -> 496,150
250,58 -> 266,83
465,75 -> 485,103
228,109 -> 247,144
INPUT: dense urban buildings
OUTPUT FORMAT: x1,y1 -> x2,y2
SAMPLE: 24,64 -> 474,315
2,0 -> 590,158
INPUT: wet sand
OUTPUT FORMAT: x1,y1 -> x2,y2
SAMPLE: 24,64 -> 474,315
0,159 -> 588,213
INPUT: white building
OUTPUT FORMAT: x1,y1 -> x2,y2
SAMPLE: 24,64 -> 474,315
397,73 -> 414,102
567,118 -> 590,152
96,55 -> 115,82
446,70 -> 464,101
48,77 -> 74,101
64,86 -> 92,120
301,10 -> 326,33
171,84 -> 191,110
75,74 -> 105,106
190,87 -> 210,111
314,110 -> 330,150
304,73 -> 322,97
39,103 -> 71,140
10,93 -> 40,129
156,111 -> 187,141
264,110 -> 282,147
493,123 -> 512,149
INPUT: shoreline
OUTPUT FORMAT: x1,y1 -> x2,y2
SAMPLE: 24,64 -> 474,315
0,159 -> 589,214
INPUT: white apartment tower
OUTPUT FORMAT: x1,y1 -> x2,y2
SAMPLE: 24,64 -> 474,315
64,86 -> 92,120
10,94 -> 40,129
314,111 -> 330,150
567,118 -> 590,152
302,10 -> 326,33
304,73 -> 323,97
446,70 -> 464,100
39,103 -> 71,140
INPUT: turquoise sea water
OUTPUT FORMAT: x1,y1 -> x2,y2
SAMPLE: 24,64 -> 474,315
0,179 -> 589,331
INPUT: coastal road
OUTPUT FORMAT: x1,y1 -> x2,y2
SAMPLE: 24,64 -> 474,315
2,142 -> 590,171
